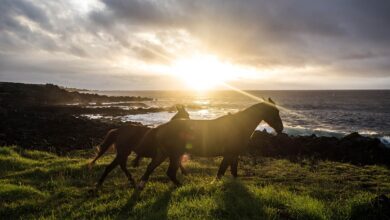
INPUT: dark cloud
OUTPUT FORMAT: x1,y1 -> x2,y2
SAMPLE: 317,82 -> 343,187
0,0 -> 51,31
90,0 -> 180,27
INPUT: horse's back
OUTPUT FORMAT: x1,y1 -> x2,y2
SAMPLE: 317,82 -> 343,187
155,118 -> 241,156
115,125 -> 150,149
134,127 -> 160,157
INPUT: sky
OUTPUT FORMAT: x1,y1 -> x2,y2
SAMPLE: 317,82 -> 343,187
0,0 -> 389,90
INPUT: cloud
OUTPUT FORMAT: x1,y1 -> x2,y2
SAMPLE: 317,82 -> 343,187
0,0 -> 389,89
89,0 -> 390,74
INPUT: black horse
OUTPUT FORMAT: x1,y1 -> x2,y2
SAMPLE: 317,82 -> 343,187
89,105 -> 190,189
136,98 -> 283,189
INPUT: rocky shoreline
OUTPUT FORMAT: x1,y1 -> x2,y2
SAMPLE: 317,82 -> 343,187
0,82 -> 152,107
2,106 -> 388,166
0,82 -> 153,153
249,130 -> 389,166
0,106 -> 134,153
1,82 -> 389,165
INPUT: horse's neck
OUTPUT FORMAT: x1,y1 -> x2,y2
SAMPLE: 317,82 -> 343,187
170,114 -> 180,121
232,107 -> 264,135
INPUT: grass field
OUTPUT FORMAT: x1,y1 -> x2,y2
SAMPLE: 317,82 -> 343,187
1,146 -> 390,219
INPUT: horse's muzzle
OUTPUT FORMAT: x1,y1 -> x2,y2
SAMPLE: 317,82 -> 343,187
275,125 -> 284,134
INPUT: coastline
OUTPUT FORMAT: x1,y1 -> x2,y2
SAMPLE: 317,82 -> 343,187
0,82 -> 388,166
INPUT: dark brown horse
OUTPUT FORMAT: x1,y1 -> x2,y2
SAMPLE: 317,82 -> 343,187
136,98 -> 283,189
89,105 -> 190,189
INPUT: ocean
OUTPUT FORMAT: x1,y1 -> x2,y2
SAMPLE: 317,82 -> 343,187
84,90 -> 390,146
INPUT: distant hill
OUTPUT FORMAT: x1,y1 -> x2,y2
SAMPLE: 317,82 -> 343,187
0,82 -> 152,107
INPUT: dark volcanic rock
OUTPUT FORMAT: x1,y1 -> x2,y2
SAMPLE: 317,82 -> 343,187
26,105 -> 167,117
249,130 -> 390,166
0,108 -> 144,154
0,82 -> 151,107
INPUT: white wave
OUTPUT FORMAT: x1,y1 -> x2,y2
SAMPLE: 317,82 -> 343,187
83,108 -> 389,148
380,136 -> 390,148
258,124 -> 347,138
81,114 -> 103,119
122,112 -> 176,127
358,130 -> 379,136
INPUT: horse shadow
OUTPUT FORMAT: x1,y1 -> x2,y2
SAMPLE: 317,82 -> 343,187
213,179 -> 270,220
115,188 -> 173,220
115,190 -> 141,219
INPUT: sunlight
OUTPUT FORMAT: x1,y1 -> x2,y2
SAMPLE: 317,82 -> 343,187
221,82 -> 323,126
170,54 -> 237,91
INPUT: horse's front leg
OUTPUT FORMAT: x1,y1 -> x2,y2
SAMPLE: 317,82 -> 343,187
131,155 -> 142,167
230,156 -> 239,178
137,152 -> 166,190
216,155 -> 233,179
167,155 -> 182,187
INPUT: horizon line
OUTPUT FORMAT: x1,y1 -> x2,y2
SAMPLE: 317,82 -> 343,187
2,81 -> 389,92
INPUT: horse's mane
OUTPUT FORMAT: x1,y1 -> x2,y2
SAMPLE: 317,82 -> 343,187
214,102 -> 265,121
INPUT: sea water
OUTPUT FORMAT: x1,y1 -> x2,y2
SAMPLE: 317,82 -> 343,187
85,90 -> 390,146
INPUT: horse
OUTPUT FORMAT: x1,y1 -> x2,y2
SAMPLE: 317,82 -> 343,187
136,98 -> 283,189
89,105 -> 190,189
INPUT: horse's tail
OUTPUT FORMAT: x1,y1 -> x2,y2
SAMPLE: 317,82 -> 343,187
88,129 -> 118,169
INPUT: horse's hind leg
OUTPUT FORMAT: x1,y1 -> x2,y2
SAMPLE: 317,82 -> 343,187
137,152 -> 167,190
230,156 -> 238,178
119,157 -> 136,187
167,155 -> 182,187
179,163 -> 188,176
96,157 -> 119,188
178,155 -> 188,175
216,156 -> 233,179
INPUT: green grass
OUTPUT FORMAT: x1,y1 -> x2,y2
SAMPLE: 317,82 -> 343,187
1,146 -> 390,219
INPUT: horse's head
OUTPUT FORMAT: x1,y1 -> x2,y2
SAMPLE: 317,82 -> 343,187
262,98 -> 284,134
172,105 -> 190,120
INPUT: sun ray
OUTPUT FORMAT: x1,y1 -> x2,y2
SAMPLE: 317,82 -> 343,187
220,82 -> 322,126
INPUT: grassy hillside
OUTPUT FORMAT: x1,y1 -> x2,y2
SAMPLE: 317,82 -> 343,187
1,146 -> 389,219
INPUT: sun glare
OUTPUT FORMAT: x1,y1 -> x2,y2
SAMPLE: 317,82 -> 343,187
170,55 -> 236,91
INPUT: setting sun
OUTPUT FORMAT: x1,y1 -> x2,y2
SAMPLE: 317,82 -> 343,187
170,55 -> 236,91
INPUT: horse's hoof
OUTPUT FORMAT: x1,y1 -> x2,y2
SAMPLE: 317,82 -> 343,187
129,180 -> 137,188
137,181 -> 146,191
88,187 -> 99,197
131,161 -> 139,168
87,162 -> 94,170
210,177 -> 221,184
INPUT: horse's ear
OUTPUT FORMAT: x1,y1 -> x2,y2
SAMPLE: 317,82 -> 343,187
268,98 -> 275,105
